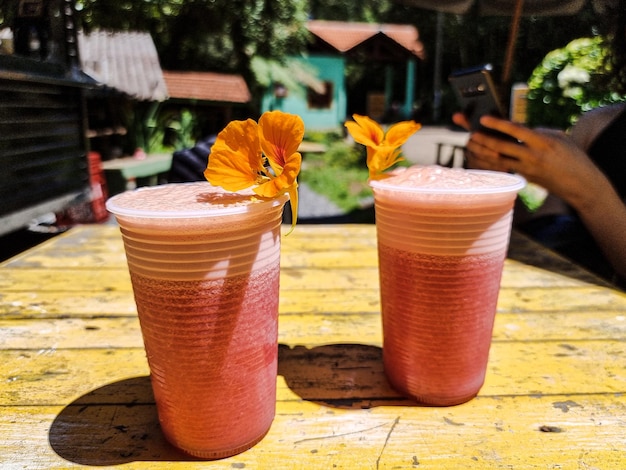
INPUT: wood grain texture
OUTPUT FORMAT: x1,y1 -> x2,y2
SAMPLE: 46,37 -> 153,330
1,224 -> 625,469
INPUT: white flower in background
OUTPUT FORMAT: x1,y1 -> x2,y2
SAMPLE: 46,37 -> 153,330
558,65 -> 590,99
558,65 -> 591,87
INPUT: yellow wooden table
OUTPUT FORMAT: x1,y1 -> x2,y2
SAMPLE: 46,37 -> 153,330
2,224 -> 626,469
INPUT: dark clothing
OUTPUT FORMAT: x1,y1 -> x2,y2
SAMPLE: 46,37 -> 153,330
587,107 -> 626,200
168,136 -> 216,183
519,106 -> 626,288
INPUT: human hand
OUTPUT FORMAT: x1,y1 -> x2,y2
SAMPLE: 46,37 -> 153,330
452,112 -> 471,131
465,115 -> 609,210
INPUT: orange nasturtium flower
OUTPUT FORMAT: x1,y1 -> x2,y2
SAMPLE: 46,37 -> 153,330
344,114 -> 421,179
205,110 -> 304,233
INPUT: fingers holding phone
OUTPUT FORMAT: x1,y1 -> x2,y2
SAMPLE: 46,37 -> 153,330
465,123 -> 522,173
452,112 -> 521,171
449,64 -> 519,143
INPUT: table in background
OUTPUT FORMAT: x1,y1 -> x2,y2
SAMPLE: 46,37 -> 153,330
435,141 -> 466,168
102,153 -> 172,196
1,224 -> 626,469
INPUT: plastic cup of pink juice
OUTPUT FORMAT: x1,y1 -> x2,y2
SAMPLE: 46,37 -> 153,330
370,166 -> 525,406
106,182 -> 288,458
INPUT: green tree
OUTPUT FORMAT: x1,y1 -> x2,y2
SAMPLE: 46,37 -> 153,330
308,0 -> 391,22
381,3 -> 602,123
1,0 -> 604,124
527,36 -> 626,130
74,0 -> 310,83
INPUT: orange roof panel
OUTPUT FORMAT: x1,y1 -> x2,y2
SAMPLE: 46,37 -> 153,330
162,71 -> 251,104
306,20 -> 425,59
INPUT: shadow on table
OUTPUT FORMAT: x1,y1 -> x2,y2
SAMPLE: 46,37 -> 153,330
278,343 -> 415,409
49,376 -> 201,465
49,344 -> 413,465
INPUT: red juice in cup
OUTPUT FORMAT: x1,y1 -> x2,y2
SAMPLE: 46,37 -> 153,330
370,166 -> 525,406
106,182 -> 287,458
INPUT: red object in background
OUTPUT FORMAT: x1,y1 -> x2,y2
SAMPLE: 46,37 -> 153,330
54,151 -> 109,228
88,151 -> 109,223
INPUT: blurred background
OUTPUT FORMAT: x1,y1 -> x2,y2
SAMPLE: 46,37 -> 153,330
0,0 -> 622,256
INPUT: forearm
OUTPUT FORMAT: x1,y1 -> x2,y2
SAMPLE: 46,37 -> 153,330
463,115 -> 626,281
573,178 -> 626,282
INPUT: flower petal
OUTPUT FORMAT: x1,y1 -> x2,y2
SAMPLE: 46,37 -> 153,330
254,152 -> 301,233
285,183 -> 299,235
253,152 -> 302,198
259,110 -> 304,173
345,114 -> 384,147
368,147 -> 403,179
204,111 -> 303,234
346,115 -> 421,177
383,120 -> 421,147
204,119 -> 264,191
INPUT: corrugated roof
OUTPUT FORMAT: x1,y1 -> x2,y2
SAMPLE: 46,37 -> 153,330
306,20 -> 425,59
162,71 -> 251,103
77,22 -> 422,103
78,30 -> 169,102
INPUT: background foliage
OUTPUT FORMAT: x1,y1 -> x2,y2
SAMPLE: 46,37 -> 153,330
300,131 -> 371,211
72,0 -> 608,123
527,36 -> 626,129
74,0 -> 310,73
0,0 -> 619,212
0,0 -> 611,127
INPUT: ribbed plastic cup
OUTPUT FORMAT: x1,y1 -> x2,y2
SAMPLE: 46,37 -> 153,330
370,166 -> 525,406
106,182 -> 288,458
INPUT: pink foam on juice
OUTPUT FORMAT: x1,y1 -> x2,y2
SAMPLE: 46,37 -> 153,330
374,165 -> 519,190
107,182 -> 287,458
370,166 -> 525,405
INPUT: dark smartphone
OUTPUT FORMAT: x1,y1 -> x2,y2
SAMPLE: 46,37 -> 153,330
449,64 -> 515,141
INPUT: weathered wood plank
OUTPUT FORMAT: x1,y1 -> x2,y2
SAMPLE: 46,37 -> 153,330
0,317 -> 143,349
3,340 -> 626,407
0,267 -> 381,292
0,263 -> 615,297
2,285 -> 626,321
2,311 -> 626,349
1,224 -> 379,269
2,224 -> 625,469
2,395 -> 626,469
497,285 -> 626,312
4,225 -> 614,290
0,290 -> 137,318
4,244 -> 380,270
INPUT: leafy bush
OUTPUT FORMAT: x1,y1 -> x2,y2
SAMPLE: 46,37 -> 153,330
300,137 -> 371,211
526,36 -> 625,129
319,140 -> 365,169
301,163 -> 371,211
305,130 -> 345,146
